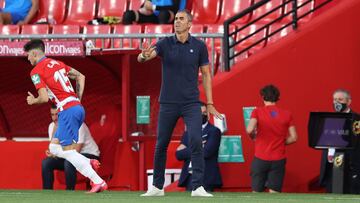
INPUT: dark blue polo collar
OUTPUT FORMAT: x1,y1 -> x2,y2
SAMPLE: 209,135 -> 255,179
171,34 -> 193,44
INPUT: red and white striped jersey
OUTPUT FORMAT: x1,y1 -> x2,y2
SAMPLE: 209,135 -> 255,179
30,57 -> 80,111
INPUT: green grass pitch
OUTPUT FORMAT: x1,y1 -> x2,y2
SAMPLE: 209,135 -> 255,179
0,190 -> 360,203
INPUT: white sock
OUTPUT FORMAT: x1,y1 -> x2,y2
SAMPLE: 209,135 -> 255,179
59,149 -> 103,184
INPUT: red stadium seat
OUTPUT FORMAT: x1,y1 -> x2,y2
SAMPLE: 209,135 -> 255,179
97,0 -> 127,17
34,0 -> 67,24
52,25 -> 80,40
113,25 -> 142,49
217,0 -> 253,24
52,25 -> 80,35
235,24 -> 267,54
21,24 -> 49,35
0,25 -> 19,42
144,24 -> 173,45
83,25 -> 112,48
268,23 -> 294,44
253,0 -> 284,23
0,25 -> 20,36
205,24 -> 236,52
128,0 -> 142,10
191,0 -> 221,24
283,0 -> 314,23
0,0 -> 5,9
189,24 -> 204,34
63,0 -> 96,25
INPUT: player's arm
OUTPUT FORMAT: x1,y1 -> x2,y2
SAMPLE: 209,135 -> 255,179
75,143 -> 83,153
200,65 -> 222,119
18,0 -> 39,25
246,118 -> 257,140
286,126 -> 298,145
137,45 -> 157,63
68,68 -> 85,101
27,88 -> 48,105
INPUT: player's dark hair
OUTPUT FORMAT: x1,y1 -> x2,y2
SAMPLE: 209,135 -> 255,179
260,84 -> 280,102
24,39 -> 45,52
50,104 -> 57,109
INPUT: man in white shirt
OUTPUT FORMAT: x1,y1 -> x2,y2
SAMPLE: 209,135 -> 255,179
42,105 -> 100,190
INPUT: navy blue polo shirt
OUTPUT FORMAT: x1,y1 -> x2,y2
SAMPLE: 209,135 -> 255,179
155,34 -> 209,103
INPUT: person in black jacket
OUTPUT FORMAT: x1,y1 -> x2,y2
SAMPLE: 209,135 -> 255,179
123,0 -> 187,24
319,89 -> 360,194
176,102 -> 222,191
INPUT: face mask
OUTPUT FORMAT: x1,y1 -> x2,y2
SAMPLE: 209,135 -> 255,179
202,114 -> 208,124
334,102 -> 347,112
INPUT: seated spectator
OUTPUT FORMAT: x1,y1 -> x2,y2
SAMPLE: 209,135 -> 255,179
123,0 -> 186,25
42,105 -> 100,190
0,0 -> 39,25
176,102 -> 223,192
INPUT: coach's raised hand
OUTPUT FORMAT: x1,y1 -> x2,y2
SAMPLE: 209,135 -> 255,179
137,42 -> 156,63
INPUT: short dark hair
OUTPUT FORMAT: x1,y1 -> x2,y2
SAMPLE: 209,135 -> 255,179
24,39 -> 45,52
177,9 -> 193,22
51,104 -> 57,109
260,84 -> 280,102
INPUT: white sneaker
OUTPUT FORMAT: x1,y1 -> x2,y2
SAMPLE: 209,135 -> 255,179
140,186 -> 164,197
191,186 -> 213,197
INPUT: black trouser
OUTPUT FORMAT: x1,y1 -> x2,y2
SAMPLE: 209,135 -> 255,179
42,153 -> 99,190
251,157 -> 286,192
350,147 -> 360,194
153,103 -> 204,190
122,10 -> 173,24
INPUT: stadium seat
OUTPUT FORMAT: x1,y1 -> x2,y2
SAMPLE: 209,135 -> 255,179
0,0 -> 5,9
21,24 -> 49,35
235,24 -> 267,54
268,23 -> 293,44
83,25 -> 112,49
189,24 -> 204,34
52,25 -> 80,40
0,25 -> 20,36
128,0 -> 142,10
191,0 -> 221,24
52,25 -> 80,35
252,0 -> 284,23
205,24 -> 236,52
97,0 -> 127,17
113,25 -> 142,49
283,0 -> 314,23
144,24 -> 173,45
63,0 -> 96,25
34,0 -> 67,24
217,0 -> 253,24
189,24 -> 204,40
205,25 -> 235,77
